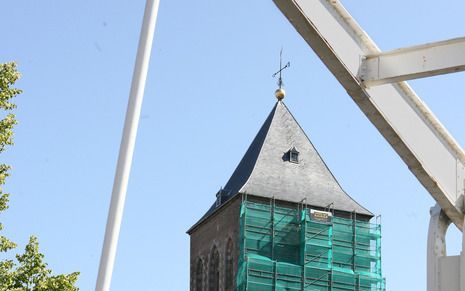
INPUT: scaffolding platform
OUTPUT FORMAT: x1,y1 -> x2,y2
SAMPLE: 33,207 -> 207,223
237,198 -> 385,290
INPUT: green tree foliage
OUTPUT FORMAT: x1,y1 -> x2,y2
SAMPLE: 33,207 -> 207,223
0,62 -> 79,291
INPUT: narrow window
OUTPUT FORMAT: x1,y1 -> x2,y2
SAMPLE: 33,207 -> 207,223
225,239 -> 234,289
290,151 -> 299,163
209,246 -> 220,291
195,258 -> 204,291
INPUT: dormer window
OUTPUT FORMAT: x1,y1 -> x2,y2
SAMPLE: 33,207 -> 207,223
216,191 -> 222,206
287,147 -> 299,163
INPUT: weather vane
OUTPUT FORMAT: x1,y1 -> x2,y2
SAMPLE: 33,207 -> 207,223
272,48 -> 290,89
272,49 -> 290,100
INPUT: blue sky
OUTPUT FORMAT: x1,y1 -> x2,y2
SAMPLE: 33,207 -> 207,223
2,0 -> 465,290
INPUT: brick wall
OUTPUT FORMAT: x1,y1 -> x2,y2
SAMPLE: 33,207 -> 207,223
189,196 -> 241,291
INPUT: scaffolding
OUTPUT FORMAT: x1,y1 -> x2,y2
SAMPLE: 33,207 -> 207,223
237,198 -> 385,291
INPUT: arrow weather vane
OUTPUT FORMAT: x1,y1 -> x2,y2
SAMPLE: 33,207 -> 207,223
272,48 -> 290,89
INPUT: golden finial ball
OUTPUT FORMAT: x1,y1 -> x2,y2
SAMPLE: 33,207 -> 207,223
275,88 -> 286,100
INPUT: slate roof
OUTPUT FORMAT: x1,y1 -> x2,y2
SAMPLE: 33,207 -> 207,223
189,101 -> 372,232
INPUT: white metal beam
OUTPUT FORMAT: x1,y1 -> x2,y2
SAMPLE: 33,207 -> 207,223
95,0 -> 160,290
361,37 -> 465,87
272,0 -> 465,229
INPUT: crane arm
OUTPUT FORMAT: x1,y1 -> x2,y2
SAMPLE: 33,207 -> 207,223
273,0 -> 465,229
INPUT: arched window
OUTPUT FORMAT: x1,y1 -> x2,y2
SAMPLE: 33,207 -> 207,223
195,258 -> 204,291
225,239 -> 234,289
209,246 -> 220,291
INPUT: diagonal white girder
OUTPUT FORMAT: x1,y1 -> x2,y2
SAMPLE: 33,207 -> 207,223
361,37 -> 465,87
273,0 -> 465,229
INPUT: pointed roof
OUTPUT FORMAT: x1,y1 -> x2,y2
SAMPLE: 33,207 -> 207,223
190,101 -> 372,232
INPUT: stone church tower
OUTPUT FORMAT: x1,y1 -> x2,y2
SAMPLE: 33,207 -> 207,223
187,94 -> 384,291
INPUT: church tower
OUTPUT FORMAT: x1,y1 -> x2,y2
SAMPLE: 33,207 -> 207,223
187,91 -> 385,290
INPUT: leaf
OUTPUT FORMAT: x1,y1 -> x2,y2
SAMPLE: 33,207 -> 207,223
0,63 -> 80,290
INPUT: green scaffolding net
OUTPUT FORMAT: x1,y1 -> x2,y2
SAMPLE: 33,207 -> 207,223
237,199 -> 385,291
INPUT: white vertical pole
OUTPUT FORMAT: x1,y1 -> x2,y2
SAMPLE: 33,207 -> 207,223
95,0 -> 160,290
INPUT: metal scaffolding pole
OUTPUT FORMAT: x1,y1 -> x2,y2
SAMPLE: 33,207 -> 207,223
95,0 -> 160,290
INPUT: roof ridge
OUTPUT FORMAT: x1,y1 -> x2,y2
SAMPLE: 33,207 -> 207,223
222,102 -> 278,195
237,102 -> 281,194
